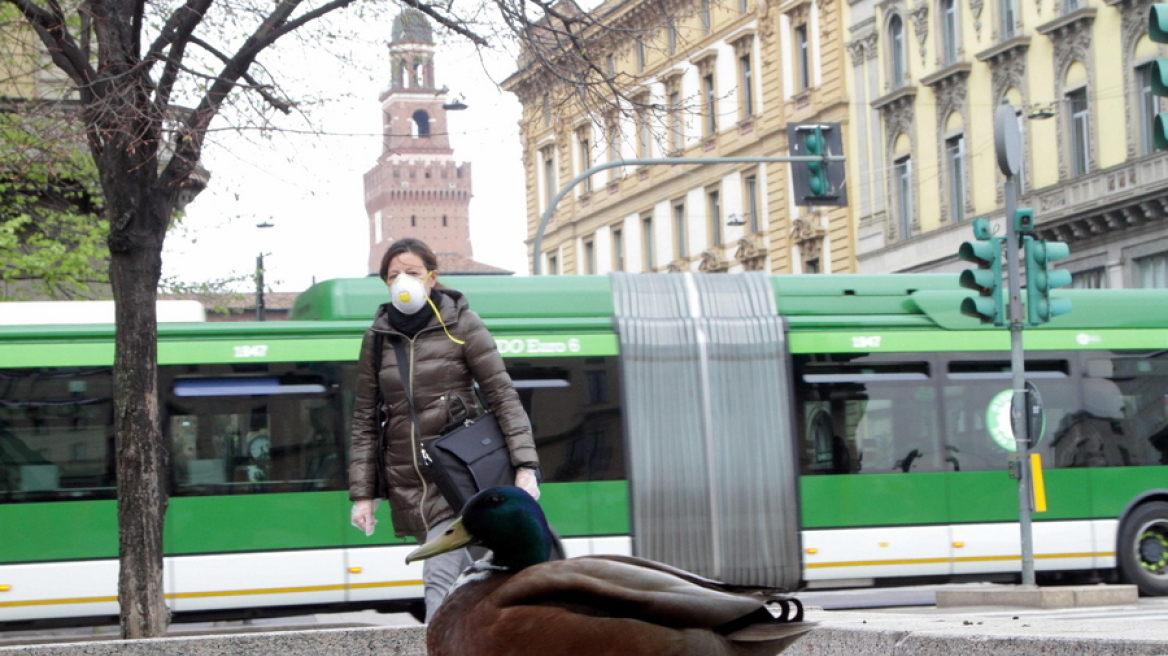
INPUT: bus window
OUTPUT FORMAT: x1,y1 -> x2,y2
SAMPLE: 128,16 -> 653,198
798,358 -> 939,475
1068,351 -> 1168,467
507,356 -> 625,483
164,364 -> 348,495
943,358 -> 1072,472
0,367 -> 115,502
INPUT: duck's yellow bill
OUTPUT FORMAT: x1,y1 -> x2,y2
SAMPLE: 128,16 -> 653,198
406,517 -> 473,564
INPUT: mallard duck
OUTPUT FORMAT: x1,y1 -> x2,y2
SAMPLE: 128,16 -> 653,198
406,486 -> 814,656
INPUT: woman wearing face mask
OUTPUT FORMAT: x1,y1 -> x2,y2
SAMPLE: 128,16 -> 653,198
348,238 -> 541,621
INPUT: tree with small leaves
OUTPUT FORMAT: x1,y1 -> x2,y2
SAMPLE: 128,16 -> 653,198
1,0 -> 676,638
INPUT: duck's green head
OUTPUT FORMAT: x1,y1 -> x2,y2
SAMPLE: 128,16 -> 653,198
406,487 -> 554,571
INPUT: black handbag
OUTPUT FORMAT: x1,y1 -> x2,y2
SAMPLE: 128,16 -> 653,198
391,339 -> 516,511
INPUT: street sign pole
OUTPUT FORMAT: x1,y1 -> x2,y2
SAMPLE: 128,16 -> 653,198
995,102 -> 1035,587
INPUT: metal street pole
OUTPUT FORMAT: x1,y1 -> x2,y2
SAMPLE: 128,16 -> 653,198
530,155 -> 843,275
995,102 -> 1035,587
256,252 -> 266,322
256,220 -> 274,322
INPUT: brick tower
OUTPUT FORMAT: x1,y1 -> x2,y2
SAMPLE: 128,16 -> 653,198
364,9 -> 490,275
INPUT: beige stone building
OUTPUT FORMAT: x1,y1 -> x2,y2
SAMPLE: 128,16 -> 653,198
845,0 -> 1168,286
504,0 -> 853,276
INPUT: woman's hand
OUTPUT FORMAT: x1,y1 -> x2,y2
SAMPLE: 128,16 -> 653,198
515,468 -> 541,501
351,499 -> 378,536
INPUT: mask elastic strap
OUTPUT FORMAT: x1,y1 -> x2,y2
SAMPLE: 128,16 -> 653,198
425,294 -> 465,345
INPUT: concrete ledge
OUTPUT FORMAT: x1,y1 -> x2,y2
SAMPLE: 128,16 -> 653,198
0,626 -> 427,656
936,585 -> 1138,609
5,604 -> 1168,656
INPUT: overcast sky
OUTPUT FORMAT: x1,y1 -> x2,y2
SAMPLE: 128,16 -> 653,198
161,25 -> 529,294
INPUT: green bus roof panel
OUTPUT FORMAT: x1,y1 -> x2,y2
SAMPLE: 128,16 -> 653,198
291,276 -> 616,321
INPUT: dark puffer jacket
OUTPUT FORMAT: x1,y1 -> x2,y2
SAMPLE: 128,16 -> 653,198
348,288 -> 538,538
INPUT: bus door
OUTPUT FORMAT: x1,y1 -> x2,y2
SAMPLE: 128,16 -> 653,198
163,364 -> 350,613
797,355 -> 952,581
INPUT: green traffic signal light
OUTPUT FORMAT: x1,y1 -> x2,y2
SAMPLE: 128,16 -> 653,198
1154,59 -> 1168,150
804,129 -> 828,197
1151,3 -> 1168,43
1149,7 -> 1168,149
957,225 -> 1004,325
1024,236 -> 1073,325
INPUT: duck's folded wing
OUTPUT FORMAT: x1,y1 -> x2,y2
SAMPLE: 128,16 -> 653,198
490,557 -> 783,628
585,555 -> 792,594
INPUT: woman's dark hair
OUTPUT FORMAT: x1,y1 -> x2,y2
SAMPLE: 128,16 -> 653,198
379,238 -> 440,282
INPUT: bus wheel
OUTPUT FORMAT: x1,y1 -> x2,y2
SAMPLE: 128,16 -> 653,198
1119,501 -> 1168,596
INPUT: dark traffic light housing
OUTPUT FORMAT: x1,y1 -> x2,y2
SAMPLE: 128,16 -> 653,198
787,122 -> 847,206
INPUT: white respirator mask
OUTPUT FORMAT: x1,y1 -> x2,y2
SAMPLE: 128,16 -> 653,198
389,272 -> 431,315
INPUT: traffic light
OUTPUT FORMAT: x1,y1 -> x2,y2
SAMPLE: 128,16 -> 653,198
958,218 -> 1005,325
1149,5 -> 1168,149
805,127 -> 829,197
1024,236 -> 1073,325
787,122 -> 847,206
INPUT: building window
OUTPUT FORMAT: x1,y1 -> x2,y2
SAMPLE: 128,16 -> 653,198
668,88 -> 684,152
744,173 -> 760,233
540,145 -> 556,209
946,134 -> 965,223
895,155 -> 914,239
1068,87 -> 1090,177
583,239 -> 596,274
701,0 -> 711,34
605,54 -> 615,77
739,53 -> 754,119
642,214 -> 656,270
411,215 -> 416,227
1137,253 -> 1168,288
667,20 -> 678,55
707,187 -> 722,247
637,41 -> 646,73
673,199 -> 687,259
1138,62 -> 1159,156
1063,0 -> 1080,12
703,73 -> 718,136
576,126 -> 593,193
585,370 -> 608,404
612,228 -> 625,271
542,94 -> 551,126
739,0 -> 749,12
941,0 -> 959,66
547,253 -> 558,275
606,113 -> 621,180
795,24 -> 810,91
1071,268 -> 1107,289
442,215 -> 447,227
889,15 -> 906,88
1000,0 -> 1017,39
636,96 -> 653,158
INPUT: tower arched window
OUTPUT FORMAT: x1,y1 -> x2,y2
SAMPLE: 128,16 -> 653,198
412,110 -> 431,137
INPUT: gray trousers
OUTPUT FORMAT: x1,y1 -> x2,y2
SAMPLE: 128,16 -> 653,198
421,517 -> 476,623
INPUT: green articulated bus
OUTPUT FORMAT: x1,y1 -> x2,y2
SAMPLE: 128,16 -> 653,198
3,272 -> 1168,625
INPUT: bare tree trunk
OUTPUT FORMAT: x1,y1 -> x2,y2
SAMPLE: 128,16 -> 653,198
109,192 -> 171,639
